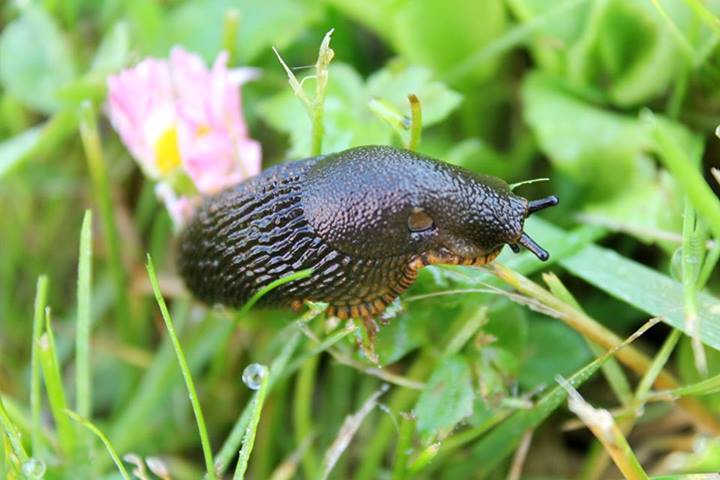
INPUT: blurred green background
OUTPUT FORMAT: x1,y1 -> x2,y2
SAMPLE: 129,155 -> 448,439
2,0 -> 720,478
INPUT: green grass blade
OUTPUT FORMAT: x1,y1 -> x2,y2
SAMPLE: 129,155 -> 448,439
30,275 -> 49,456
236,268 -> 313,320
76,210 -> 93,419
544,272 -> 633,406
0,396 -> 28,465
559,242 -> 720,350
233,364 -> 270,480
636,329 -> 682,401
146,254 -> 217,480
79,101 -> 134,341
38,309 -> 76,459
66,410 -> 131,480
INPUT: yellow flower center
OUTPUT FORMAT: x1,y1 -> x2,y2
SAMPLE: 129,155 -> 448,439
196,124 -> 211,137
155,127 -> 182,176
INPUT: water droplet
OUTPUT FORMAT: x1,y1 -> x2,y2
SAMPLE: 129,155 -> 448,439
22,458 -> 46,478
242,363 -> 267,390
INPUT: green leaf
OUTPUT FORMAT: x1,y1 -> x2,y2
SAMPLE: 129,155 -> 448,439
166,0 -> 323,63
0,6 -> 76,113
390,0 -> 507,82
568,0 -> 679,106
366,62 -> 462,126
519,318 -> 592,389
583,158 -> 681,245
414,355 -> 474,437
506,0 -> 591,74
444,346 -> 606,478
0,126 -> 44,178
560,241 -> 720,351
522,72 -> 650,197
90,21 -> 130,73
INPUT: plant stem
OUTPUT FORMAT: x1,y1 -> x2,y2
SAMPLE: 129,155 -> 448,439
79,101 -> 134,341
30,275 -> 49,456
233,365 -> 270,480
76,210 -> 93,419
406,94 -> 422,151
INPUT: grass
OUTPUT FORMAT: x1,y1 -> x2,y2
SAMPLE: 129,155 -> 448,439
2,1 -> 720,478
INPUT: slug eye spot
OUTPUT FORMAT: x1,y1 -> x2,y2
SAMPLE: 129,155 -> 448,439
408,208 -> 434,232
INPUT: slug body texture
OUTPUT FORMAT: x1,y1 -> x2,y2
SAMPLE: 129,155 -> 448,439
178,145 -> 556,319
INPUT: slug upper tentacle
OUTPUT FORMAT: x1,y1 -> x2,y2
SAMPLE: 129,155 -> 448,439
178,145 -> 559,318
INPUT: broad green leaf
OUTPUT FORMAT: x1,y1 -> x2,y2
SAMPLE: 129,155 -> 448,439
583,159 -> 681,245
366,62 -> 462,126
414,355 -> 474,437
568,0 -> 678,106
522,72 -> 650,197
0,6 -> 76,113
506,0 -> 591,74
327,0 -> 507,82
391,0 -> 507,82
519,317 -> 591,389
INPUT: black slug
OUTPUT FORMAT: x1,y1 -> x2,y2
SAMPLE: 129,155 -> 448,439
178,145 -> 558,319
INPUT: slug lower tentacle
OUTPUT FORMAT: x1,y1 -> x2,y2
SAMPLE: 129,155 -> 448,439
177,145 -> 558,319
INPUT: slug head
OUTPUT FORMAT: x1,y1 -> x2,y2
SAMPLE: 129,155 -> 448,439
302,146 -> 558,264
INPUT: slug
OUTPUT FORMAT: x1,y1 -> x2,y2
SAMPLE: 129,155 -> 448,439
178,145 -> 558,319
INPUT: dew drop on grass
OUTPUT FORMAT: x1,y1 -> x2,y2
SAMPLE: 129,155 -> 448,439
242,363 -> 267,390
22,458 -> 46,478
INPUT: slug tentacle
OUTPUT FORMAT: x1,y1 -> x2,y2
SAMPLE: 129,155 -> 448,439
178,145 -> 559,318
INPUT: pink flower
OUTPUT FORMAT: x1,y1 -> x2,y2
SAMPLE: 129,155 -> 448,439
106,47 -> 261,227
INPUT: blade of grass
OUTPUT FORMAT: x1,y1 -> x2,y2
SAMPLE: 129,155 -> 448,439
215,319 -> 305,474
0,396 -> 28,465
543,272 -> 633,406
38,308 -> 76,459
79,101 -> 134,341
294,354 -> 320,479
636,329 -> 682,401
30,275 -> 49,456
559,241 -> 720,350
146,254 -> 217,480
233,364 -> 270,480
66,410 -> 131,480
76,210 -> 93,419
235,269 -> 313,322
390,414 -> 414,480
